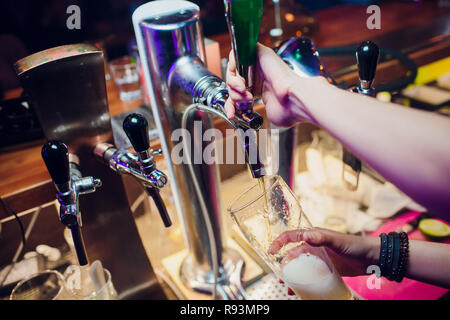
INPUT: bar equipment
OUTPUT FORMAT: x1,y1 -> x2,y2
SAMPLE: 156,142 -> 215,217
224,0 -> 265,179
133,0 -> 370,299
354,41 -> 380,97
342,40 -> 380,190
228,175 -> 353,300
41,140 -> 121,299
41,140 -> 101,266
15,43 -> 166,298
132,0 -> 265,299
94,113 -> 172,227
223,0 -> 262,121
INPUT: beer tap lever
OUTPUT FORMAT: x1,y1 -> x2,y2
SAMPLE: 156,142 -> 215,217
42,140 -> 102,266
342,41 -> 380,190
356,40 -> 380,95
95,113 -> 171,227
123,113 -> 172,227
123,113 -> 151,155
41,140 -> 71,193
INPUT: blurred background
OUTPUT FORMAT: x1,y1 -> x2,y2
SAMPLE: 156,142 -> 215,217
0,0 -> 427,95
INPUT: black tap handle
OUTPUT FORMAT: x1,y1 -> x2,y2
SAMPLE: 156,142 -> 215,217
41,140 -> 70,185
123,113 -> 150,153
356,40 -> 380,82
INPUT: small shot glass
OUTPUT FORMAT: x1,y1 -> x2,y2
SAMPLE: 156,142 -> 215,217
109,56 -> 142,101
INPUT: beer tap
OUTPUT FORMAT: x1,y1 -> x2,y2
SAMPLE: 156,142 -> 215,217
14,41 -> 164,296
94,113 -> 171,227
342,40 -> 380,190
223,0 -> 263,128
41,140 -> 102,266
223,0 -> 265,179
131,0 -> 265,299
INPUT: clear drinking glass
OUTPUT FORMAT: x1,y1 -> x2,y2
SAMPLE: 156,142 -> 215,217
228,175 -> 352,300
64,264 -> 118,300
10,270 -> 75,300
109,56 -> 142,101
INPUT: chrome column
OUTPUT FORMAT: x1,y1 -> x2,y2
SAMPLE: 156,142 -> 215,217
132,1 -> 244,298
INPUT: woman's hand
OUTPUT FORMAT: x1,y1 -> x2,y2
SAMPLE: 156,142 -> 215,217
268,227 -> 380,277
224,43 -> 324,127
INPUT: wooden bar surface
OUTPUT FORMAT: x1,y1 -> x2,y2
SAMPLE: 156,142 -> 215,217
0,2 -> 449,218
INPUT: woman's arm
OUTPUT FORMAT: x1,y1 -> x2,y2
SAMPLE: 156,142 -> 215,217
405,239 -> 450,288
291,78 -> 450,217
269,228 -> 450,289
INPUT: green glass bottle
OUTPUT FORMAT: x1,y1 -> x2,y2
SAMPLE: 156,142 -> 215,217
226,0 -> 263,67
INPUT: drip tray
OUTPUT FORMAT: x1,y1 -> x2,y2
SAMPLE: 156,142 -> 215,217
245,273 -> 300,300
161,238 -> 265,300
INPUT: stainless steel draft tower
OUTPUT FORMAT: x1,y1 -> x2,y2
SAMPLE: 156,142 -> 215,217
132,1 -> 259,299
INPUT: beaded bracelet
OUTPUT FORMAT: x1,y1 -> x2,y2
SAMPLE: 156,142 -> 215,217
388,232 -> 401,281
395,232 -> 409,282
379,232 -> 409,282
379,233 -> 388,277
386,232 -> 395,277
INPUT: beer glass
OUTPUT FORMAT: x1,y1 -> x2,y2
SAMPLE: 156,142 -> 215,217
64,264 -> 118,300
228,175 -> 352,300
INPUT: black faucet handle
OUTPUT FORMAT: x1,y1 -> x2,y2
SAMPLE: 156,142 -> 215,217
41,140 -> 70,186
123,113 -> 150,153
356,40 -> 380,83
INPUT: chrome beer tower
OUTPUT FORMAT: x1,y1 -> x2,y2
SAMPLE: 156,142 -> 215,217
132,0 -> 263,299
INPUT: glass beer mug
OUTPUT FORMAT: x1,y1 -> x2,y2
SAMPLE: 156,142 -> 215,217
228,175 -> 353,300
